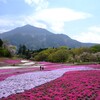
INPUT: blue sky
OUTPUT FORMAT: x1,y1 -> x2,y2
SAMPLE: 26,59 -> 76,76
0,0 -> 100,43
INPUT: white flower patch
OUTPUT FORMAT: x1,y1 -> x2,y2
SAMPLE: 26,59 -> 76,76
0,67 -> 94,98
20,60 -> 35,66
21,60 -> 29,63
0,66 -> 22,69
19,62 -> 35,66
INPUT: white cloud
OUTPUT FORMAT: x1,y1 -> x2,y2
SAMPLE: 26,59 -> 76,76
0,18 -> 14,27
22,15 -> 47,29
0,17 -> 25,27
73,26 -> 100,43
0,29 -> 10,33
0,15 -> 47,33
89,26 -> 100,33
25,0 -> 33,5
0,7 -> 92,34
34,8 -> 91,22
50,22 -> 64,33
33,22 -> 47,29
0,16 -> 27,33
0,0 -> 92,34
25,0 -> 49,10
33,8 -> 92,32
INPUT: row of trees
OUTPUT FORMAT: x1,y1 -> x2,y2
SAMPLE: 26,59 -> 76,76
17,45 -> 32,59
1,38 -> 100,64
17,45 -> 48,59
32,45 -> 100,63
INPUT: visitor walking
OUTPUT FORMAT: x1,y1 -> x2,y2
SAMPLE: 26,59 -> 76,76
40,66 -> 44,71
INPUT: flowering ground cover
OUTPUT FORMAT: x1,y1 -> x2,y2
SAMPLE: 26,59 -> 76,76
0,59 -> 22,67
39,61 -> 100,70
0,67 -> 39,81
0,59 -> 36,67
0,60 -> 100,100
39,61 -> 72,70
4,59 -> 21,65
0,67 -> 93,99
87,64 -> 100,69
0,60 -> 41,82
1,70 -> 100,100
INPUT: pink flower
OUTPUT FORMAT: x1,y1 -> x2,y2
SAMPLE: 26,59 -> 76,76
1,63 -> 100,100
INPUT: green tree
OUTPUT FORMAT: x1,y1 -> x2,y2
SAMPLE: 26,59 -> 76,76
34,51 -> 48,61
18,45 -> 27,55
0,48 -> 11,57
90,44 -> 100,53
22,45 -> 27,55
48,49 -> 68,62
34,48 -> 56,61
18,45 -> 22,54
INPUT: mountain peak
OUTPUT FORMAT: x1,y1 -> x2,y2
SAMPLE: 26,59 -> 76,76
22,24 -> 34,28
0,25 -> 96,50
20,24 -> 37,29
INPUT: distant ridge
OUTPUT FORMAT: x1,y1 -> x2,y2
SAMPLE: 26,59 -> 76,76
0,24 -> 96,50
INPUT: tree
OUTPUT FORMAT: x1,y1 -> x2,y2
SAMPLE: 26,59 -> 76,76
48,49 -> 68,62
90,45 -> 100,53
0,40 -> 16,57
94,52 -> 100,62
8,45 -> 17,56
25,49 -> 31,59
80,52 -> 92,62
22,45 -> 27,55
18,45 -> 22,54
34,51 -> 48,61
0,48 -> 11,57
18,45 -> 27,55
34,48 -> 56,61
0,39 -> 3,47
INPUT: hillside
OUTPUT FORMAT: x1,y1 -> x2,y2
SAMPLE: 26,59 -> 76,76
0,25 -> 96,50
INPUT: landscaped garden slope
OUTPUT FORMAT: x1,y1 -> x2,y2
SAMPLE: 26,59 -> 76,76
0,59 -> 100,100
1,70 -> 100,100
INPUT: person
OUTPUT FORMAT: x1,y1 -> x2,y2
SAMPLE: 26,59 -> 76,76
40,66 -> 42,70
42,66 -> 44,70
40,66 -> 44,70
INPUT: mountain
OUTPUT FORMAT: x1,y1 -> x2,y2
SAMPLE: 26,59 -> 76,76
0,24 -> 96,50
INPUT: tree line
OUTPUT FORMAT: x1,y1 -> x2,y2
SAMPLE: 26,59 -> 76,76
0,38 -> 100,64
31,45 -> 100,64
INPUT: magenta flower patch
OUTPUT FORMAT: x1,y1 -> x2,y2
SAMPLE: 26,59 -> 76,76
0,60 -> 100,99
39,61 -> 100,71
4,59 -> 21,65
1,70 -> 100,100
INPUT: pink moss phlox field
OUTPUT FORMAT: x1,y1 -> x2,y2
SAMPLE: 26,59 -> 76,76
4,59 -> 21,64
0,68 -> 38,81
87,64 -> 100,69
2,70 -> 100,100
39,62 -> 72,70
39,61 -> 100,71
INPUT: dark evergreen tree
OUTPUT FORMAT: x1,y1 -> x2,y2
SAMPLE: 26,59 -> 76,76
18,45 -> 23,54
0,39 -> 3,47
22,45 -> 26,55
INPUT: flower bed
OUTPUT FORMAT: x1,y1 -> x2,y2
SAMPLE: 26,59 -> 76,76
39,62 -> 100,71
87,64 -> 100,69
0,61 -> 100,99
4,59 -> 21,65
1,70 -> 100,100
0,67 -> 39,81
39,62 -> 72,70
